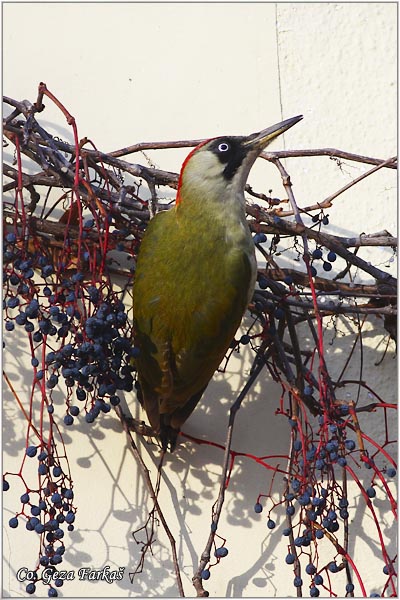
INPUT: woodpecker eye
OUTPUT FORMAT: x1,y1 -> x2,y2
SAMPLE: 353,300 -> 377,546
218,142 -> 230,153
209,136 -> 246,179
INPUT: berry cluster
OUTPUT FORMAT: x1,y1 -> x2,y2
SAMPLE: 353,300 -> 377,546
3,209 -> 138,596
4,444 -> 75,596
310,245 -> 337,276
247,406 -> 397,596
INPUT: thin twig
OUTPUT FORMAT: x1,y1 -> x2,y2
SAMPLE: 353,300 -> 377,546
192,347 -> 267,596
114,405 -> 185,597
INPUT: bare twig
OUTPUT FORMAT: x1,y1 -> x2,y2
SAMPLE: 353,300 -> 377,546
114,405 -> 185,597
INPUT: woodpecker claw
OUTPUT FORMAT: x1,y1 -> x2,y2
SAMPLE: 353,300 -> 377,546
160,425 -> 179,452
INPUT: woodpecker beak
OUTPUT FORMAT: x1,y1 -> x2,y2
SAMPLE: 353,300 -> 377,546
230,115 -> 302,189
244,115 -> 303,151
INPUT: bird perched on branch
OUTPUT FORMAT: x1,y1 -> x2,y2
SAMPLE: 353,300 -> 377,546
133,115 -> 302,450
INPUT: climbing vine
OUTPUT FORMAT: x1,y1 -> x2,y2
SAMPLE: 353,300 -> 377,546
3,84 -> 397,597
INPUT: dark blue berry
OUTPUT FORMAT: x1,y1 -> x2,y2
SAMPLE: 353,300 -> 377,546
65,512 -> 75,524
9,517 -> 18,528
285,553 -> 296,565
26,583 -> 36,594
345,439 -> 356,451
20,492 -> 30,503
201,569 -> 211,580
6,232 -> 17,243
26,445 -> 37,458
346,583 -> 355,593
24,321 -> 35,332
267,519 -> 276,529
258,275 -> 269,290
310,587 -> 320,597
47,374 -> 59,389
293,576 -> 303,587
366,487 -> 376,498
294,536 -> 304,547
7,296 -> 20,308
306,563 -> 316,575
63,414 -> 74,426
253,232 -> 267,244
314,574 -> 323,585
291,479 -> 301,492
293,440 -> 302,451
298,493 -> 311,506
51,493 -> 62,504
110,394 -> 120,406
42,265 -> 54,277
54,528 -> 64,539
386,467 -> 396,478
215,547 -> 228,558
323,261 -> 332,272
85,412 -> 95,423
254,502 -> 263,514
25,299 -> 40,318
76,388 -> 86,401
312,248 -> 323,259
327,251 -> 337,262
15,312 -> 27,325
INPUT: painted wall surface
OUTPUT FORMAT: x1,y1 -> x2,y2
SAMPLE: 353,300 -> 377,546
3,3 -> 397,598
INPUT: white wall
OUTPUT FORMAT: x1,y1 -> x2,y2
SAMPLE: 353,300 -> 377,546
3,3 -> 397,598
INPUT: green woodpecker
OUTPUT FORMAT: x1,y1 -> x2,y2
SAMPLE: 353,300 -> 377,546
133,115 -> 302,450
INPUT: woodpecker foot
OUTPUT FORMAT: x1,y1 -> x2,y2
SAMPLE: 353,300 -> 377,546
159,423 -> 179,452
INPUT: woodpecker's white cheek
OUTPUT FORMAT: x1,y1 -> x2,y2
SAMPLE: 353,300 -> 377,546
183,151 -> 225,186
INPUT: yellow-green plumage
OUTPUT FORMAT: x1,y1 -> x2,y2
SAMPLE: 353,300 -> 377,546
133,198 -> 254,436
132,116 -> 302,450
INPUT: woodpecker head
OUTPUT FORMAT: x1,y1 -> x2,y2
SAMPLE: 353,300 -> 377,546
176,115 -> 303,207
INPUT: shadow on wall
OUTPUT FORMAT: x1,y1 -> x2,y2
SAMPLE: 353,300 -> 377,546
3,308 -> 396,597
